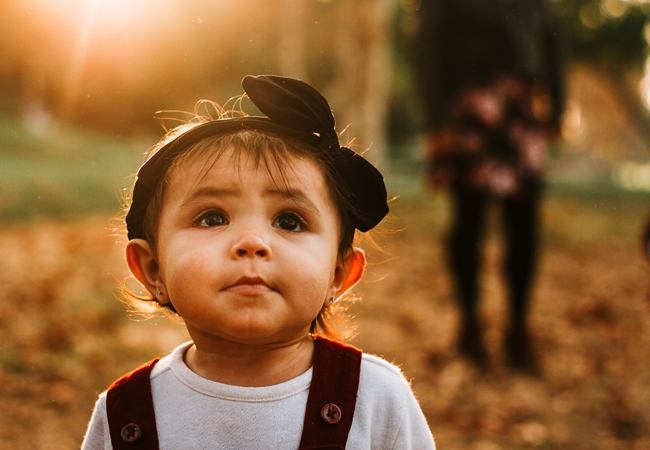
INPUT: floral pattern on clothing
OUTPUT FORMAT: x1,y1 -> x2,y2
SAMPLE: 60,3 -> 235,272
426,75 -> 548,199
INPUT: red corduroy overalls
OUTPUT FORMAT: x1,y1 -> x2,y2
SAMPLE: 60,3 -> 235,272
106,338 -> 362,450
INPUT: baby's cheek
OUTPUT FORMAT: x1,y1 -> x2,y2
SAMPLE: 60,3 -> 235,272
291,261 -> 335,297
164,252 -> 211,295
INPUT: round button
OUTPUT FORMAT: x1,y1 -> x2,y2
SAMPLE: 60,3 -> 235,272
121,423 -> 142,443
321,403 -> 342,424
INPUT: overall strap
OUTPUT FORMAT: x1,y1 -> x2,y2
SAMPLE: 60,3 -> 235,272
106,358 -> 160,450
298,337 -> 362,450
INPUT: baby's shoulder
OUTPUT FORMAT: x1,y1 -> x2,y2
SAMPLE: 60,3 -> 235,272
355,352 -> 429,434
361,352 -> 403,373
359,352 -> 411,390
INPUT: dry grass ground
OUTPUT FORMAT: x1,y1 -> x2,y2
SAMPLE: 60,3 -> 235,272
355,192 -> 650,449
0,190 -> 649,449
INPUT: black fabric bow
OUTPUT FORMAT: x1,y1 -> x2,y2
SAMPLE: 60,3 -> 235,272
126,75 -> 389,239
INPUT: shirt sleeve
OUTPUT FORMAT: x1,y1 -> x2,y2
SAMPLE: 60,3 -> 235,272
81,393 -> 112,450
390,383 -> 436,450
355,354 -> 436,450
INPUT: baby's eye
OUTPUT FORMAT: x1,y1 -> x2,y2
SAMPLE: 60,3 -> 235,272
273,212 -> 306,231
197,210 -> 228,227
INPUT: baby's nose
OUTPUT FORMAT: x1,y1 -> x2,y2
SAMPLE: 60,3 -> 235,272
231,234 -> 272,260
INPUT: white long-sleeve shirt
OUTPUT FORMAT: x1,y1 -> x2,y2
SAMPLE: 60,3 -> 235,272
82,341 -> 435,450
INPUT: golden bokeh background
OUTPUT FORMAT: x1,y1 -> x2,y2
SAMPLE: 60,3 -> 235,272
1,0 -> 650,448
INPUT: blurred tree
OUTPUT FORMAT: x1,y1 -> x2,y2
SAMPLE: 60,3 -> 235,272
279,0 -> 309,80
324,0 -> 394,167
553,0 -> 648,67
0,1 -> 278,136
210,0 -> 394,166
0,0 -> 394,167
552,0 -> 650,143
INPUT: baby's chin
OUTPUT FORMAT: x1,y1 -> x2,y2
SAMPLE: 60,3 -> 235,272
196,321 -> 313,349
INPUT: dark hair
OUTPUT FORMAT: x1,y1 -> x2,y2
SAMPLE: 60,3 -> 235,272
122,127 -> 360,341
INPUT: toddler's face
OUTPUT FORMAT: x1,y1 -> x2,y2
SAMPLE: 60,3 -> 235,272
150,145 -> 348,346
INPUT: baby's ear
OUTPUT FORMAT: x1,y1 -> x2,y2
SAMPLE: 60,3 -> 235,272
125,239 -> 164,298
332,248 -> 366,297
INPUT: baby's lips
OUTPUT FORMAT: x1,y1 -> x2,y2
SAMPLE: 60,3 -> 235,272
231,275 -> 267,287
225,283 -> 274,296
225,276 -> 275,295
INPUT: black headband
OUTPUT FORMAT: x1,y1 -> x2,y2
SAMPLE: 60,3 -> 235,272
125,75 -> 389,240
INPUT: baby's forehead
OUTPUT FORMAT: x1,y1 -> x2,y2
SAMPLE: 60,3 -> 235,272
165,143 -> 332,199
170,142 -> 324,180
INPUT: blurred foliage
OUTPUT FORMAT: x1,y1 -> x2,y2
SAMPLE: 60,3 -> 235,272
0,1 -> 282,135
0,0 -> 350,137
551,0 -> 650,69
1,0 -> 650,138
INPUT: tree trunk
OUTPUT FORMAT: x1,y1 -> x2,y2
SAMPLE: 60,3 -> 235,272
279,0 -> 309,81
327,0 -> 393,171
277,0 -> 394,170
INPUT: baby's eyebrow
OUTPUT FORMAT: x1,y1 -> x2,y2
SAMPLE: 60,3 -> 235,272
266,187 -> 320,215
182,187 -> 236,205
180,185 -> 321,215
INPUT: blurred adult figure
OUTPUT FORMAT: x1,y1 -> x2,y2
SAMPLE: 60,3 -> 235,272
414,0 -> 564,371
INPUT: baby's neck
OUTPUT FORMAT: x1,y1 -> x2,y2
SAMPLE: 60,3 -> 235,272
183,334 -> 315,387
